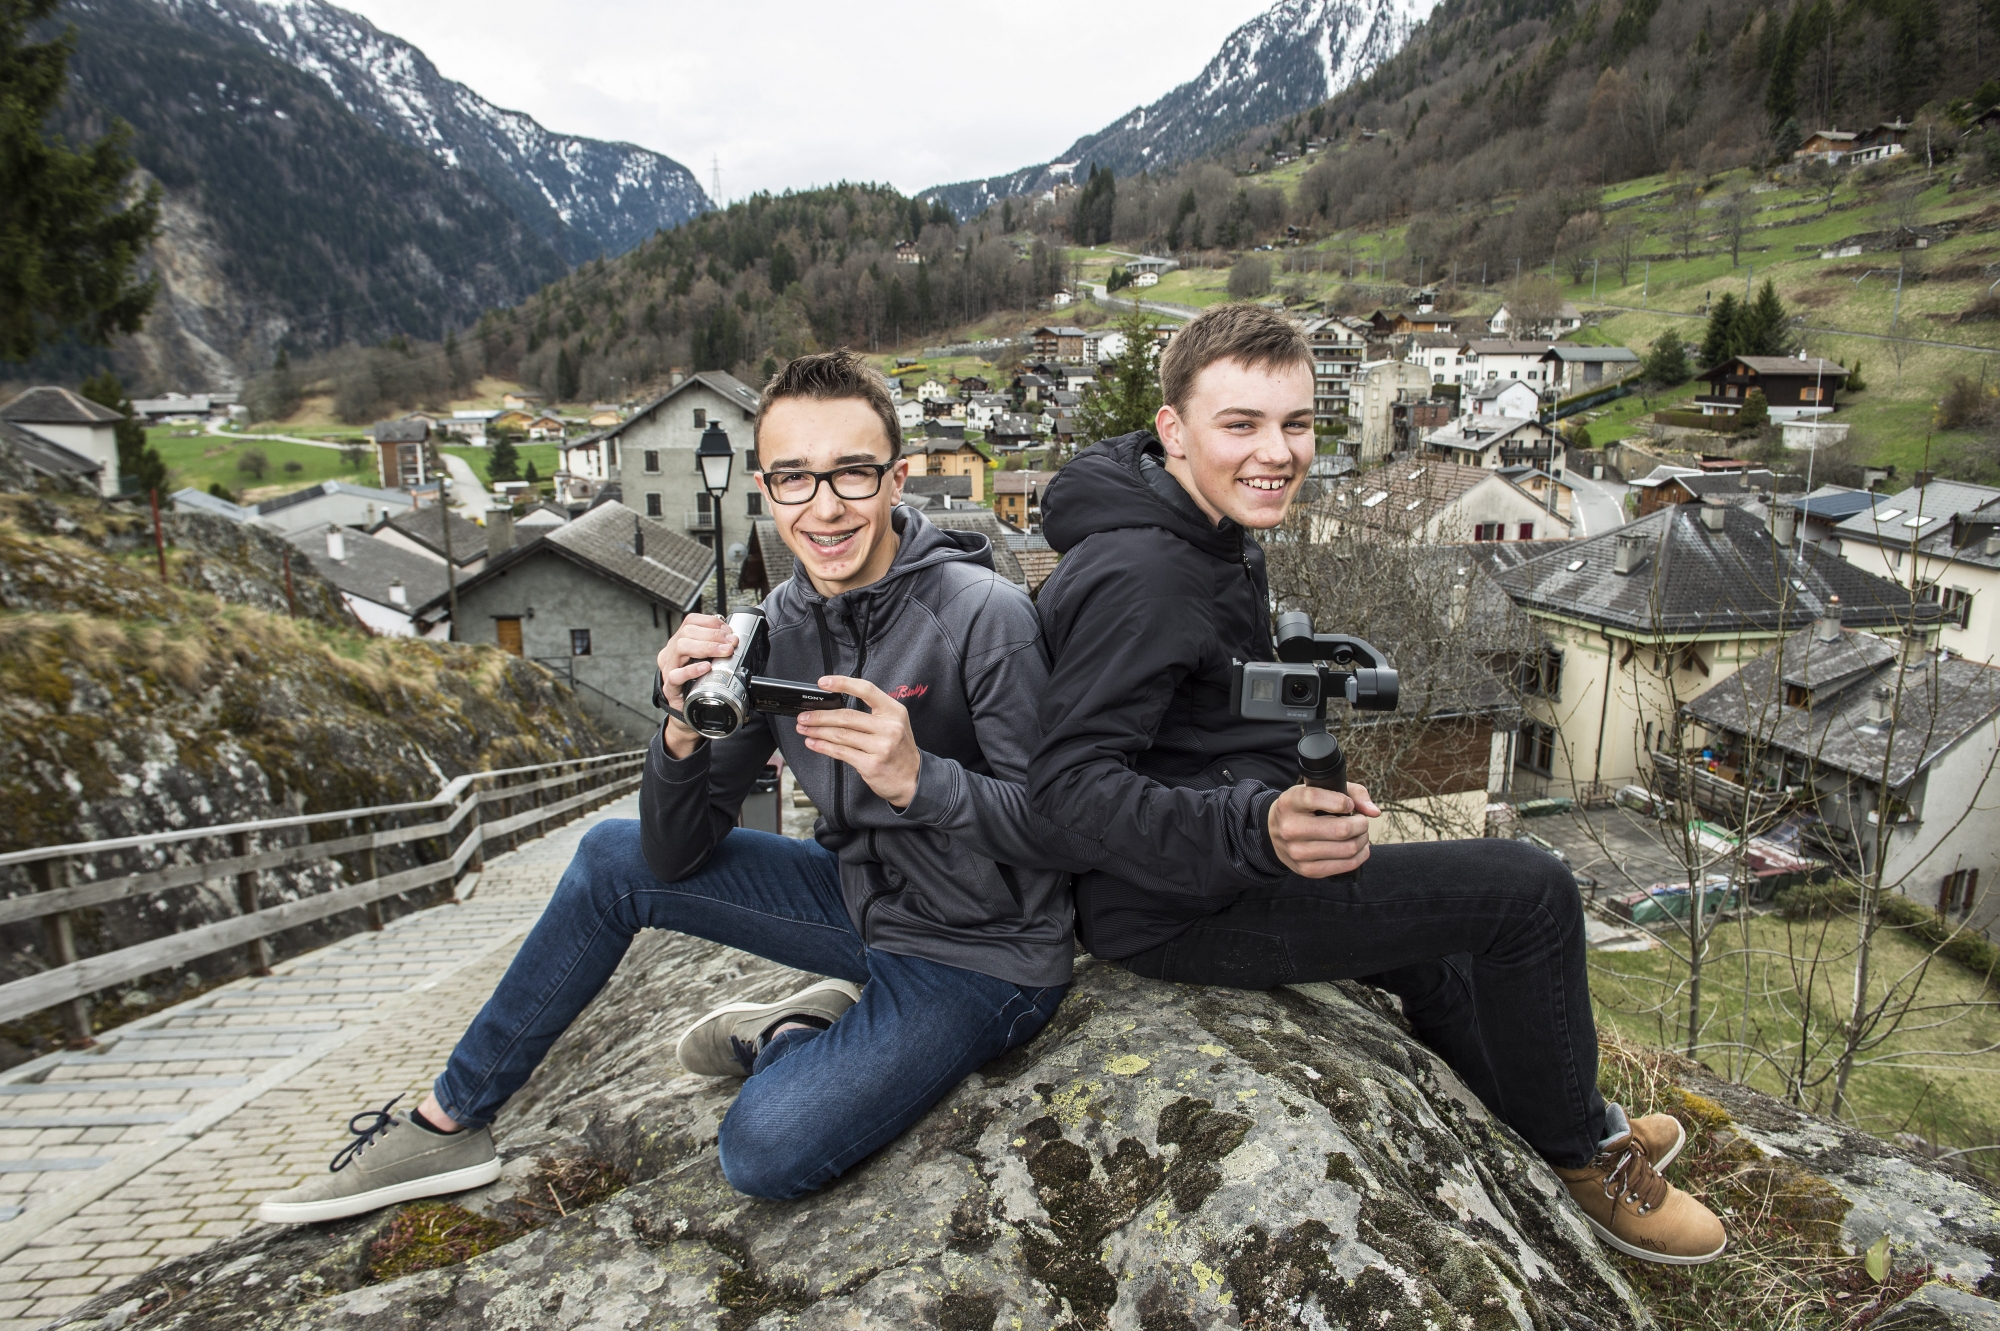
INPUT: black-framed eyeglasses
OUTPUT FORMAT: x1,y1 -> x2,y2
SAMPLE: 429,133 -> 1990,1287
760,463 -> 894,506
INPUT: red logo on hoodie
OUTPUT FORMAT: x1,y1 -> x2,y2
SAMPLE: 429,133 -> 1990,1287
888,684 -> 929,701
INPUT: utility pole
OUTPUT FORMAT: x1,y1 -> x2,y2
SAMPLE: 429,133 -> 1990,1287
1643,261 -> 1649,302
1592,258 -> 1599,300
439,474 -> 458,639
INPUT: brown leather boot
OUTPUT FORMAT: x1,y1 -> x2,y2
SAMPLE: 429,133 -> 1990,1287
1555,1131 -> 1726,1265
1628,1112 -> 1686,1171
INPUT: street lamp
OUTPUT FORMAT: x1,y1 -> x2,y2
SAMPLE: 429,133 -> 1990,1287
695,420 -> 734,615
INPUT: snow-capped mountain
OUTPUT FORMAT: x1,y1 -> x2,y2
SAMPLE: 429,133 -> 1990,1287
926,0 -> 1435,218
151,0 -> 710,262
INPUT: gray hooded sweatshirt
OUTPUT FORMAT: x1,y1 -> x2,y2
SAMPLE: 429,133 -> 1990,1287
640,506 -> 1091,987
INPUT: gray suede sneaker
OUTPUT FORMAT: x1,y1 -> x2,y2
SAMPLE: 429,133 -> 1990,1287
256,1096 -> 500,1224
676,979 -> 862,1077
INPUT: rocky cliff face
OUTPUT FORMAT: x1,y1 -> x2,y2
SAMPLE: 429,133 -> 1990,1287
926,0 -> 1436,219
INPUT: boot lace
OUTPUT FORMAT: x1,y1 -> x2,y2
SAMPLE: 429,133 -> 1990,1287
330,1094 -> 404,1173
1599,1139 -> 1670,1215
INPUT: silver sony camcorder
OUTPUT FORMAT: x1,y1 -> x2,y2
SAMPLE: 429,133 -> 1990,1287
678,610 -> 843,740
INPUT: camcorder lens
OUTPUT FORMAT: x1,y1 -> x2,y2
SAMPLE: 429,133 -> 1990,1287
1283,675 -> 1318,707
686,698 -> 739,739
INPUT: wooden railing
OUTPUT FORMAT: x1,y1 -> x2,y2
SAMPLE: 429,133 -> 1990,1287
0,750 -> 647,1040
1648,751 -> 1790,826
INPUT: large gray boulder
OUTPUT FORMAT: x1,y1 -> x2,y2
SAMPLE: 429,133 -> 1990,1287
58,937 -> 1653,1330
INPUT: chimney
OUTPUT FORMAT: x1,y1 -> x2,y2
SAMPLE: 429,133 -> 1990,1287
1870,686 -> 1893,724
1814,594 -> 1842,642
1700,504 -> 1726,532
633,515 -> 645,559
388,579 -> 406,607
325,524 -> 346,562
1449,582 -> 1468,630
1772,506 -> 1797,546
1901,630 -> 1930,667
486,506 -> 515,558
1986,533 -> 2000,558
1915,469 -> 1934,489
1613,532 -> 1647,575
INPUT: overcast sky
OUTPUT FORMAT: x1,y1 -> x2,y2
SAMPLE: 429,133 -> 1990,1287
334,0 -> 1275,201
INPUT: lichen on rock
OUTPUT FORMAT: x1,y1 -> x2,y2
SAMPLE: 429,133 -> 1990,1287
55,944 -> 1657,1330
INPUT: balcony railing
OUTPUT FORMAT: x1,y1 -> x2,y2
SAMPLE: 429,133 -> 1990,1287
1648,751 -> 1791,826
685,510 -> 714,531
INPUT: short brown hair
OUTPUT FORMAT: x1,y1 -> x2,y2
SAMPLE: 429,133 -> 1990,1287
754,350 -> 902,463
1157,303 -> 1313,414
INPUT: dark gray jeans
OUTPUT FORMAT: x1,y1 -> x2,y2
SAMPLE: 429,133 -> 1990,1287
1118,837 -> 1607,1168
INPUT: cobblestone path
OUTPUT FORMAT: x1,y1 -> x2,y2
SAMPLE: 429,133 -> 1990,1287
0,793 -> 642,1329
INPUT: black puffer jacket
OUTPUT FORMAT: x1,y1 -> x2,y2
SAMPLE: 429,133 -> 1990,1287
1029,431 -> 1297,959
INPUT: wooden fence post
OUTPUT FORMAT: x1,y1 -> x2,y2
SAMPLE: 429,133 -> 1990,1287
30,858 -> 93,1047
230,831 -> 273,974
360,816 -> 384,931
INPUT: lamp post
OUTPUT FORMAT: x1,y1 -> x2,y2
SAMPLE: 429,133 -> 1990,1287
695,420 -> 735,616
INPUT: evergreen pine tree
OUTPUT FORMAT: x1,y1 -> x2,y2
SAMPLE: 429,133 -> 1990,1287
486,434 -> 521,483
555,345 -> 579,402
1073,305 -> 1162,451
1,0 -> 161,360
1742,279 -> 1792,357
79,370 -> 164,495
1699,292 -> 1741,369
1642,329 -> 1691,386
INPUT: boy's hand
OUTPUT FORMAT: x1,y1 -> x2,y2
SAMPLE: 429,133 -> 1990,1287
794,676 -> 922,809
655,614 -> 739,759
1268,781 -> 1381,878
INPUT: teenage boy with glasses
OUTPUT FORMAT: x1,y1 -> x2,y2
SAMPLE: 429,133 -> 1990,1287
1026,303 -> 1727,1266
258,350 -> 1086,1219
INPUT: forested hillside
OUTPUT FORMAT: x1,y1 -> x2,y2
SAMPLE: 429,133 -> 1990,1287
255,183 -> 1067,420
18,0 -> 567,392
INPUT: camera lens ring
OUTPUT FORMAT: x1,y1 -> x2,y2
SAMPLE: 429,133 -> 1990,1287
685,696 -> 742,739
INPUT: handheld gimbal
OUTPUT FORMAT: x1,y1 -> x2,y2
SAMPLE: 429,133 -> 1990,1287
1231,612 -> 1400,797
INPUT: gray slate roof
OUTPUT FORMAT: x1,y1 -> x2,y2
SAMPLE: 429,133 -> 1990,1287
1541,345 -> 1640,363
415,500 -> 710,616
1660,469 -> 1781,499
373,419 -> 429,444
1490,503 -> 1938,636
905,475 -> 973,499
918,509 -> 1026,587
378,505 -> 487,566
257,479 -> 409,516
1686,628 -> 2000,786
1830,480 -> 2000,568
1786,486 -> 1882,522
0,386 -> 122,425
286,526 -> 449,610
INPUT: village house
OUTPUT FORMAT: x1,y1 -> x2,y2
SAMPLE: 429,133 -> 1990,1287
1405,331 -> 1469,385
917,379 -> 949,404
129,392 -> 234,424
502,392 -> 544,410
1634,467 -> 1780,518
1311,461 -> 1572,546
527,414 -> 566,441
1485,504 -> 1934,801
595,371 -> 762,552
556,435 -> 612,505
1677,619 -> 2000,933
993,468 -> 1058,531
903,476 -> 974,513
1030,326 -> 1089,362
588,407 -> 623,428
1422,416 -> 1563,474
372,418 -> 436,491
895,240 -> 922,264
286,523 -> 449,639
914,435 -> 989,503
956,375 -> 992,395
1539,345 -> 1642,396
248,479 -> 416,537
443,410 -> 500,443
1459,339 -> 1567,385
1300,315 -> 1368,428
988,413 -> 1039,451
367,504 -> 488,576
1794,129 -> 1860,164
895,399 -> 925,432
4,417 -> 107,492
964,394 -> 1010,431
0,387 -> 123,496
923,394 -> 964,422
1781,486 -> 1885,550
1348,361 -> 1436,462
1496,465 -> 1577,525
1829,477 -> 2000,665
1849,120 -> 1912,164
414,501 -> 711,742
1696,354 -> 1848,421
1369,309 -> 1457,337
1486,302 -> 1582,338
1468,379 -> 1542,421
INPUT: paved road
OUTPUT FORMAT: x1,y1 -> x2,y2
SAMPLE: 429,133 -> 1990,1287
1083,282 -> 1198,321
0,796 -> 642,1329
438,452 -> 494,523
1565,469 -> 1629,539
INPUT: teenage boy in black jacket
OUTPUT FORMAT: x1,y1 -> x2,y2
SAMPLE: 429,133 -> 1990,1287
1027,303 -> 1726,1266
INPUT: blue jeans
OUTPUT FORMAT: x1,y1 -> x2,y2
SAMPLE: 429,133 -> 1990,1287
432,820 -> 1065,1200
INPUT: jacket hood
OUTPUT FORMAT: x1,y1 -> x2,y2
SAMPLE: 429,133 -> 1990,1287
1041,431 -> 1243,562
788,504 -> 992,611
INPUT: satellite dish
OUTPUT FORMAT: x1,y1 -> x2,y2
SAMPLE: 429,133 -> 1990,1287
726,542 -> 747,563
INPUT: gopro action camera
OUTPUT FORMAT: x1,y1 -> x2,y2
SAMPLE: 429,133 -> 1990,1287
677,610 -> 844,740
1231,612 -> 1399,796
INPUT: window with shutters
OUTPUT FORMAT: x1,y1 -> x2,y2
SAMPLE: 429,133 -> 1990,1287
747,491 -> 763,516
1519,522 -> 1535,540
1941,868 -> 1979,918
646,493 -> 662,518
1474,523 -> 1501,541
643,450 -> 660,473
693,408 -> 706,427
